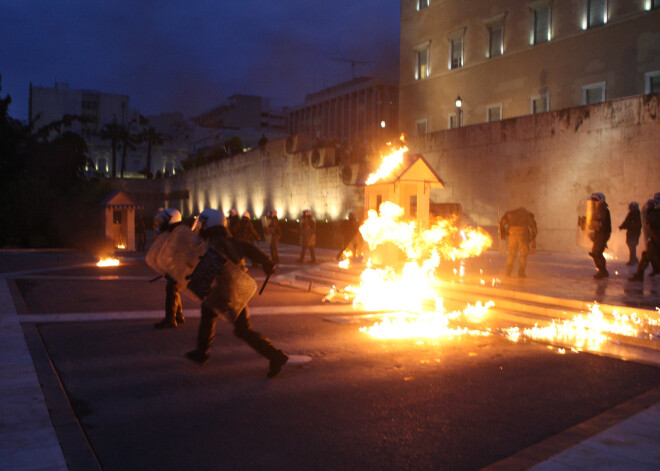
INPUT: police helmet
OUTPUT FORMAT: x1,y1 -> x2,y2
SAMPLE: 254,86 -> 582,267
629,202 -> 639,210
155,208 -> 182,234
302,209 -> 311,217
590,192 -> 606,203
242,211 -> 251,218
229,208 -> 238,217
192,209 -> 225,233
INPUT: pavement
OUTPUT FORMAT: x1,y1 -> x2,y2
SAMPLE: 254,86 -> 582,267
1,244 -> 660,470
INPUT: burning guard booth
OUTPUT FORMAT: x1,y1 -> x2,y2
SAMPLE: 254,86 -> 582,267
357,153 -> 445,228
100,190 -> 142,251
356,153 -> 445,265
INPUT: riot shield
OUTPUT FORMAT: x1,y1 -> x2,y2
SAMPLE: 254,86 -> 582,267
577,199 -> 597,248
156,225 -> 207,290
145,231 -> 170,274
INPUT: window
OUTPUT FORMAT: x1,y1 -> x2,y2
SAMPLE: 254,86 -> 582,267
485,13 -> 506,58
531,94 -> 549,114
487,105 -> 502,122
588,0 -> 607,28
449,114 -> 458,129
645,71 -> 660,94
410,195 -> 417,218
489,24 -> 503,58
653,0 -> 660,10
415,43 -> 430,80
416,119 -> 428,135
582,82 -> 605,104
417,0 -> 429,10
530,2 -> 551,45
450,37 -> 463,69
97,158 -> 107,172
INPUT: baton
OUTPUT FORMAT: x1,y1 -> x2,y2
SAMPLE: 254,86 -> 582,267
259,272 -> 273,295
148,275 -> 163,282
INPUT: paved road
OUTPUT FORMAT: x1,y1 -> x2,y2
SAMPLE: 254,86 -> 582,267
3,246 -> 660,470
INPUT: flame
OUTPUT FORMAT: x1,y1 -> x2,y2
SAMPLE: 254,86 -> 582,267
326,201 -> 496,339
116,244 -> 127,250
365,136 -> 408,185
97,257 -> 120,267
503,303 -> 648,352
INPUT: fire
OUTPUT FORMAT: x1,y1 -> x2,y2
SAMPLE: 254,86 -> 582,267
503,303 -> 647,352
365,136 -> 408,185
116,244 -> 127,250
328,200 -> 496,339
97,257 -> 120,267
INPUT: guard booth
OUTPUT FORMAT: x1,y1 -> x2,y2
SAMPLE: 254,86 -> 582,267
100,190 -> 142,251
357,153 -> 444,265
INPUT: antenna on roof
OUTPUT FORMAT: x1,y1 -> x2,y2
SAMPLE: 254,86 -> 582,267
330,57 -> 370,80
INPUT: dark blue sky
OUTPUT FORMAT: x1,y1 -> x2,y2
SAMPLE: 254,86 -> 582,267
1,1 -> 401,121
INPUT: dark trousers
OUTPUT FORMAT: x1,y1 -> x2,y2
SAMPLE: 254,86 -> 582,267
165,278 -> 183,322
590,238 -> 608,274
299,240 -> 316,263
196,305 -> 278,360
505,227 -> 530,276
269,238 -> 280,264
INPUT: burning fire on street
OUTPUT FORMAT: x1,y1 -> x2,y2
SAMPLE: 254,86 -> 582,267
325,138 -> 660,354
97,257 -> 120,267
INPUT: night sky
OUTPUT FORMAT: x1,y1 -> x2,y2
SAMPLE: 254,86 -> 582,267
1,1 -> 401,122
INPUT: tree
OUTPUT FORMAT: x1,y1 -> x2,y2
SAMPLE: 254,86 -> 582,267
139,126 -> 163,178
119,126 -> 137,178
100,121 -> 123,178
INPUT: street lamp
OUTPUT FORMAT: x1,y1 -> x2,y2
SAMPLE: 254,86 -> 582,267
455,96 -> 463,128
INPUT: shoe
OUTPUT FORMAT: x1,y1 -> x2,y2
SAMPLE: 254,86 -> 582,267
628,274 -> 643,282
154,319 -> 177,329
185,349 -> 210,365
267,350 -> 289,378
593,271 -> 609,280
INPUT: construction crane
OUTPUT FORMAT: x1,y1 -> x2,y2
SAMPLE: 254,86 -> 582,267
330,57 -> 369,80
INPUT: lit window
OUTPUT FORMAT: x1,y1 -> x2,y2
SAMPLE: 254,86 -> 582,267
530,3 -> 551,45
449,114 -> 458,129
531,94 -> 549,114
418,0 -> 429,10
415,43 -> 430,80
645,71 -> 660,94
487,105 -> 502,122
582,82 -> 605,104
588,0 -> 607,28
450,37 -> 463,69
416,119 -> 428,135
489,24 -> 503,58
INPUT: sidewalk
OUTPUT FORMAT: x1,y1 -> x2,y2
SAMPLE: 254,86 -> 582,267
1,246 -> 659,470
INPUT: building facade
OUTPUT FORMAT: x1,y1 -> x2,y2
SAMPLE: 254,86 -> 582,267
399,0 -> 660,135
288,77 -> 400,148
29,82 -> 129,137
29,82 -> 187,178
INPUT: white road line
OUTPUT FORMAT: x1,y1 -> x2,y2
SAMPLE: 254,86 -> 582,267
18,303 -> 392,323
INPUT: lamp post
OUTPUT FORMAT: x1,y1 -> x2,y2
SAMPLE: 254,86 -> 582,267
455,96 -> 463,128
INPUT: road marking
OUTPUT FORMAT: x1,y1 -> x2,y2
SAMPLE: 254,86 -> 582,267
17,304 -> 393,323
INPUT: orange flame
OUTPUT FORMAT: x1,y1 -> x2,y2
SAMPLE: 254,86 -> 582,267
365,136 -> 408,185
97,257 -> 120,267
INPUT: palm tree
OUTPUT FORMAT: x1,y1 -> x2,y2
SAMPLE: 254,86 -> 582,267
139,126 -> 163,178
100,121 -> 123,178
118,126 -> 137,178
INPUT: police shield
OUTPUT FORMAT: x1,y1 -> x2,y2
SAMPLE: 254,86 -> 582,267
145,231 -> 167,274
155,225 -> 207,291
577,199 -> 597,248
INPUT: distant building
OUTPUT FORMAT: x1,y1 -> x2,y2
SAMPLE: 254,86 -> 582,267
29,82 -> 129,137
287,77 -> 399,147
191,94 -> 288,151
399,0 -> 660,135
29,82 -> 187,178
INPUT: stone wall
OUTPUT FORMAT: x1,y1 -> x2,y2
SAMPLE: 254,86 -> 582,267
160,138 -> 364,223
406,93 -> 660,256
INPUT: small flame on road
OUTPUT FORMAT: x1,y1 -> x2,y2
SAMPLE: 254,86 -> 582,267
97,257 -> 120,267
